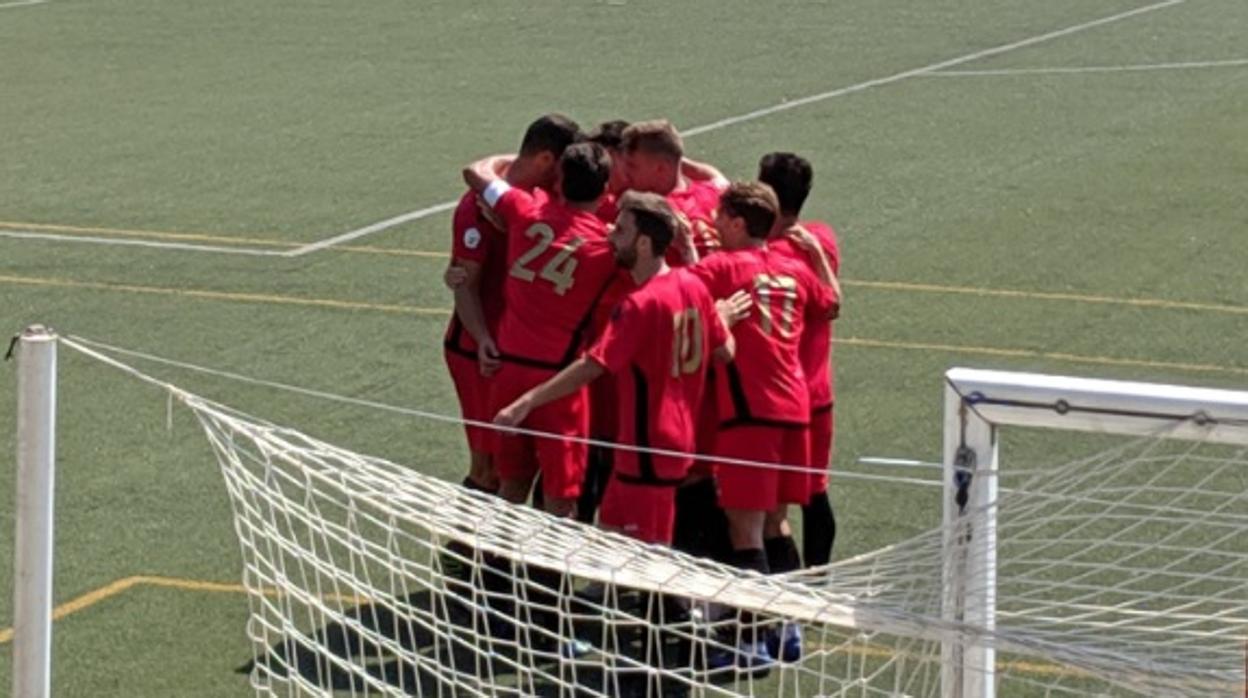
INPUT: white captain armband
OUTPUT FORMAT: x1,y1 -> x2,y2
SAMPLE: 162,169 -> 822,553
483,180 -> 512,208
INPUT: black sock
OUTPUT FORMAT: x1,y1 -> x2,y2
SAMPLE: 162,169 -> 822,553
462,475 -> 497,495
674,479 -> 731,561
729,548 -> 769,575
727,549 -> 769,645
764,535 -> 802,575
801,491 -> 837,567
577,445 -> 613,523
531,475 -> 544,510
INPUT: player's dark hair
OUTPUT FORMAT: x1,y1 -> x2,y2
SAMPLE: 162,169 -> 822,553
560,142 -> 611,203
720,182 -> 779,239
621,120 -> 684,162
758,152 -> 813,216
618,191 -> 677,256
519,113 -> 583,158
587,120 -> 630,150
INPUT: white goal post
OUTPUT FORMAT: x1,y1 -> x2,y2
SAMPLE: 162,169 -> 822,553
941,367 -> 1248,698
10,326 -> 1248,697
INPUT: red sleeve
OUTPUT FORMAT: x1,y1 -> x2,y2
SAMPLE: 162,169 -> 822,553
494,187 -> 535,233
807,222 -> 841,276
689,256 -> 728,298
451,196 -> 490,264
587,297 -> 643,373
705,292 -> 730,351
801,264 -> 839,317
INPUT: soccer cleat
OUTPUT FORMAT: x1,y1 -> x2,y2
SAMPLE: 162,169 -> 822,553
704,639 -> 775,678
767,623 -> 803,663
561,637 -> 595,659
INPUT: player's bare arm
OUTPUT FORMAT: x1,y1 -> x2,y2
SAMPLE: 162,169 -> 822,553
443,264 -> 468,289
680,158 -> 728,186
671,213 -> 700,265
786,224 -> 842,316
447,259 -> 500,376
716,289 -> 753,328
462,154 -> 514,193
494,357 -> 606,427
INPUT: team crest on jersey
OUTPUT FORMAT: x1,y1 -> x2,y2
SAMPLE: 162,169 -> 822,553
463,227 -> 482,250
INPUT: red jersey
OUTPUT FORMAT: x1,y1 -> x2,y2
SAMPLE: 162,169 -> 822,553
596,192 -> 620,225
691,246 -> 838,426
768,220 -> 841,409
666,177 -> 727,264
444,189 -> 507,356
588,268 -> 730,481
490,185 -> 617,369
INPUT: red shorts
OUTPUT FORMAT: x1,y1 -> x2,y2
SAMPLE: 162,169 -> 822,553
808,405 -> 835,495
588,373 -> 618,440
444,348 -> 496,455
490,362 -> 589,501
598,475 -> 678,545
713,424 -> 811,511
690,376 -> 719,478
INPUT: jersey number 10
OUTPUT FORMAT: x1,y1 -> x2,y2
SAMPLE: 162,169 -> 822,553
671,309 -> 704,377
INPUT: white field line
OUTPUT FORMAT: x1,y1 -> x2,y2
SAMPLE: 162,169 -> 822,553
0,0 -> 46,8
288,0 -> 1186,256
0,230 -> 289,257
285,200 -> 457,256
931,58 -> 1248,77
4,0 -> 1186,258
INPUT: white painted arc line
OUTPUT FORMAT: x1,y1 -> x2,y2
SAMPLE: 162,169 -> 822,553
0,0 -> 46,8
682,0 -> 1185,135
930,58 -> 1248,77
286,201 -> 458,256
294,0 -> 1187,254
0,230 -> 289,257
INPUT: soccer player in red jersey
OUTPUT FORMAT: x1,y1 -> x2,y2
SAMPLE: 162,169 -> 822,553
689,182 -> 839,664
759,152 -> 843,568
495,192 -> 735,544
443,114 -> 582,498
461,142 -> 619,519
619,120 -> 728,264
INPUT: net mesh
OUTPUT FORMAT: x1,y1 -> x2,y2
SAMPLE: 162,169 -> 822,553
185,394 -> 1248,697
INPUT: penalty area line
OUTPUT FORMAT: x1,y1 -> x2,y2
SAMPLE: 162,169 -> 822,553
930,58 -> 1248,77
290,0 -> 1187,255
0,575 -> 366,645
0,0 -> 46,8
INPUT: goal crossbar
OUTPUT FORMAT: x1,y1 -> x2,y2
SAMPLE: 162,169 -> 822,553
941,367 -> 1248,698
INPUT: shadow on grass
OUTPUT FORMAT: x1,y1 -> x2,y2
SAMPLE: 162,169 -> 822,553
235,587 -> 733,697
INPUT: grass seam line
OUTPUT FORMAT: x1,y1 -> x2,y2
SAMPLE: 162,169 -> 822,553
5,272 -> 1244,375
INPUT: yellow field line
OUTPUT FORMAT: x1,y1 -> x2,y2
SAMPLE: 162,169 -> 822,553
0,574 -> 1083,680
837,336 -> 1248,376
0,273 -> 449,316
845,279 -> 1248,316
0,575 -> 367,645
5,220 -> 1248,316
0,220 -> 446,259
2,273 -> 1244,376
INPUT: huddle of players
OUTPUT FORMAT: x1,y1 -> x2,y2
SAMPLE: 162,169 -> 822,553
442,114 -> 841,661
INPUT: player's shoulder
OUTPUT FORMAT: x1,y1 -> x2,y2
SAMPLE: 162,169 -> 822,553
801,219 -> 839,247
453,189 -> 481,224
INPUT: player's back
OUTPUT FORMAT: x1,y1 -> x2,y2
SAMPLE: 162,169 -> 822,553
693,246 -> 835,425
666,178 -> 725,262
618,268 -> 720,451
496,193 -> 616,368
768,220 -> 841,408
445,190 -> 508,345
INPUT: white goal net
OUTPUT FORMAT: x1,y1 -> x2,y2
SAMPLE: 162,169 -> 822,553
183,384 -> 1247,697
12,333 -> 1247,697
